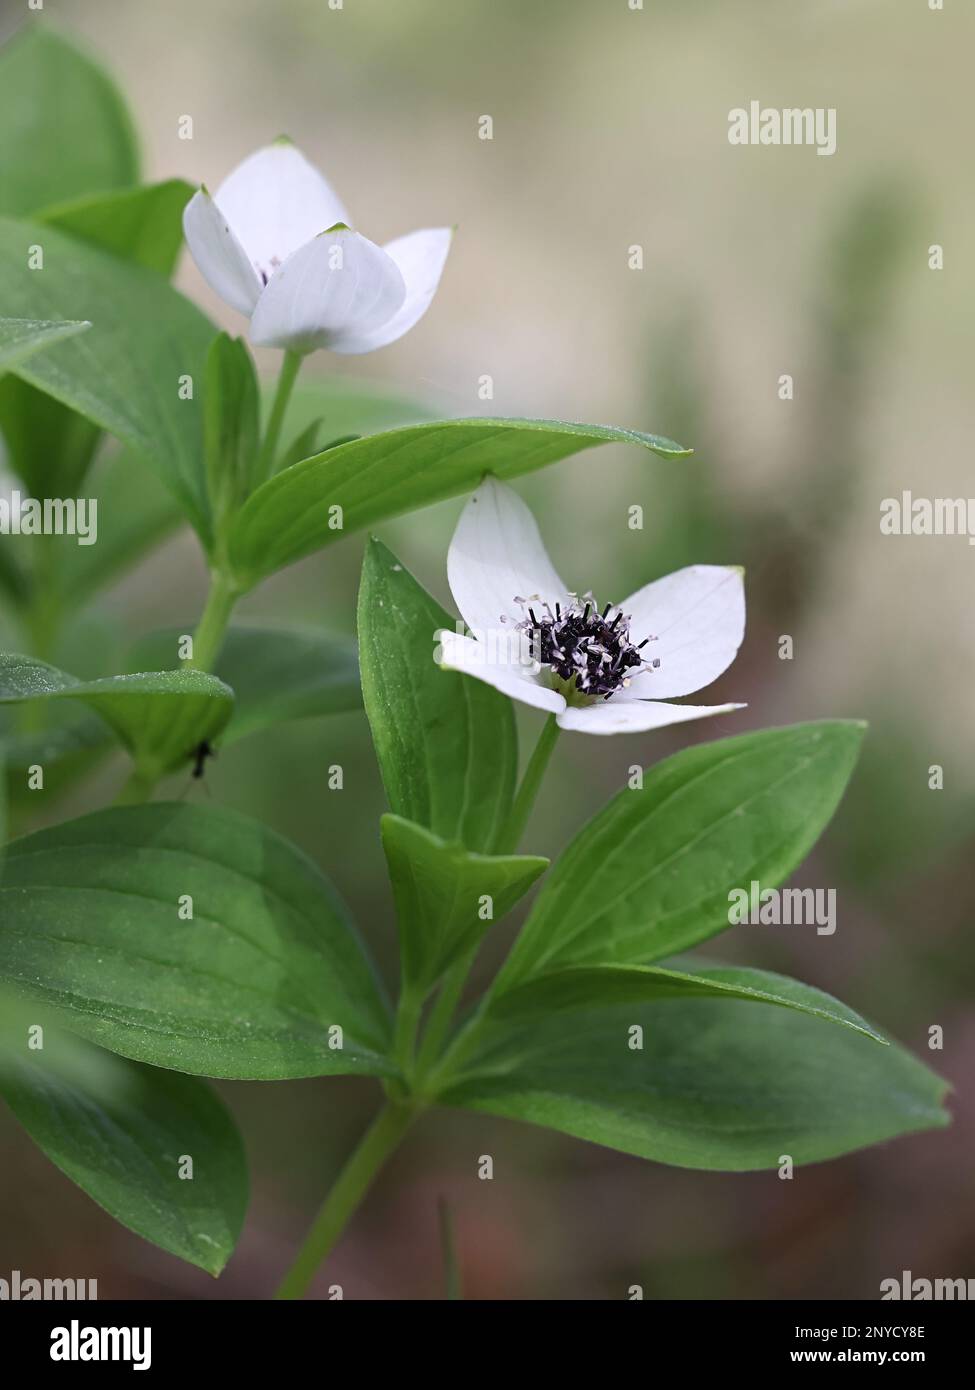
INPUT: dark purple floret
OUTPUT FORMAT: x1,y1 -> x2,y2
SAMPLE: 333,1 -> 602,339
516,594 -> 657,699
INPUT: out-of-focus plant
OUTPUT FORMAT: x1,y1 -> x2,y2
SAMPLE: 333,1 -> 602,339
0,25 -> 948,1295
641,186 -> 975,890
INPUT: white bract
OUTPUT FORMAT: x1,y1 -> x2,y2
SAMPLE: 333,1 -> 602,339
439,478 -> 746,735
183,141 -> 452,355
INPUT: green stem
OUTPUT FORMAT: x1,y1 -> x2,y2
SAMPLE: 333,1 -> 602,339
188,569 -> 240,672
422,991 -> 493,1099
414,947 -> 478,1078
26,580 -> 60,664
274,1101 -> 417,1300
255,348 -> 303,486
189,349 -> 301,673
412,717 -> 564,1088
495,713 -> 560,854
113,766 -> 158,806
416,720 -> 563,1091
391,983 -> 425,1081
33,530 -> 62,651
112,565 -> 240,806
107,568 -> 239,807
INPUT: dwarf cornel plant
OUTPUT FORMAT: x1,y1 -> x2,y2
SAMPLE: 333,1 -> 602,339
0,25 -> 948,1295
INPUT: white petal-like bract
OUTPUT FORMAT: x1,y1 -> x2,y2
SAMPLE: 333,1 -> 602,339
448,477 -> 568,637
213,142 -> 350,285
620,565 -> 746,699
556,700 -> 745,736
438,630 -> 566,715
183,190 -> 264,316
329,228 -> 453,354
249,228 -> 406,353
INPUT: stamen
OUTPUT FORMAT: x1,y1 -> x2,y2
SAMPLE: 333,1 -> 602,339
515,594 -> 659,700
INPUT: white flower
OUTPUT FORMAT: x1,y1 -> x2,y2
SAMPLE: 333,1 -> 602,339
438,478 -> 746,735
182,141 -> 452,356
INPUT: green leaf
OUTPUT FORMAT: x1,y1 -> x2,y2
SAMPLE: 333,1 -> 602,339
0,27 -> 139,217
0,216 -> 214,540
0,803 -> 393,1080
0,446 -> 185,609
215,626 -> 359,742
497,722 -> 866,988
0,315 -> 90,370
0,1016 -> 247,1275
382,814 -> 547,992
279,416 -> 328,472
441,994 -> 949,1170
359,538 -> 517,853
2,708 -> 114,798
278,426 -> 361,473
488,959 -> 886,1043
204,334 -> 259,527
230,418 -> 690,587
39,179 -> 193,276
126,623 -> 361,744
0,321 -> 96,527
0,373 -> 102,497
0,653 -> 233,777
46,448 -> 185,608
0,543 -> 29,607
0,183 -> 195,498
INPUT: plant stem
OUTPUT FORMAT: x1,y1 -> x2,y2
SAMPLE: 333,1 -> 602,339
255,348 -> 303,485
414,718 -> 563,1087
188,568 -> 240,672
495,713 -> 560,854
113,766 -> 158,806
107,567 -> 239,806
421,990 -> 493,1099
190,349 -> 302,673
391,983 -> 425,1080
414,947 -> 478,1078
274,1101 -> 417,1300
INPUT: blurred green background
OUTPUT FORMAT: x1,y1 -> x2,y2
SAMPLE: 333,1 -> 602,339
1,0 -> 973,1299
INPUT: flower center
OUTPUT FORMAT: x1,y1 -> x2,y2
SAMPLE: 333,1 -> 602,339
515,595 -> 658,701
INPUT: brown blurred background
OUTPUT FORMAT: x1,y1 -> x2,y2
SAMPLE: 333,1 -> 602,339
0,0 -> 972,1299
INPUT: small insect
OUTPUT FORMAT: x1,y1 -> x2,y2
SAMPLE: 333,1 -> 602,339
189,740 -> 216,779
